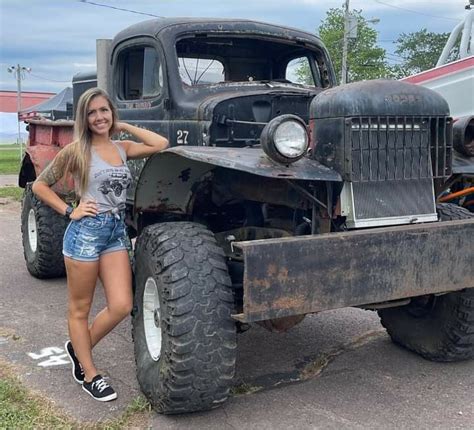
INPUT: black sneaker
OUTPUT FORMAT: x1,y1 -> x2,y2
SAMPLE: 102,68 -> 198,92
82,375 -> 117,402
65,340 -> 84,384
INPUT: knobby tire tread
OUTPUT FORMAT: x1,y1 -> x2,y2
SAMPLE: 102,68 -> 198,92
21,184 -> 67,278
379,203 -> 474,362
133,222 -> 236,414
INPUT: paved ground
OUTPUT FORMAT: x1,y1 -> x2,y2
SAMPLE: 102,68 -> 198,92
0,174 -> 18,187
0,199 -> 473,429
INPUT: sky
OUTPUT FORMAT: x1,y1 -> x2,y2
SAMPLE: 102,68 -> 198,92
0,0 -> 470,94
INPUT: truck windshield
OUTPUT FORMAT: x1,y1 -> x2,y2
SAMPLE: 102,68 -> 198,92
176,35 -> 323,88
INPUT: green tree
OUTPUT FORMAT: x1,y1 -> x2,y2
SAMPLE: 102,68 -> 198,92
298,8 -> 390,84
393,29 -> 457,77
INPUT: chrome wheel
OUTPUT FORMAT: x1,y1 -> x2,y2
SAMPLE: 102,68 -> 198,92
27,208 -> 37,253
143,276 -> 162,361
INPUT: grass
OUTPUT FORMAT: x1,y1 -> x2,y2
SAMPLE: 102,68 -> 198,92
0,362 -> 75,429
0,143 -> 21,149
0,186 -> 23,201
231,382 -> 262,396
100,396 -> 152,429
0,359 -> 152,429
0,145 -> 22,174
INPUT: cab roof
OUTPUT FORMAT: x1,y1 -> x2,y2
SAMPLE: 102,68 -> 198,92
113,17 -> 325,50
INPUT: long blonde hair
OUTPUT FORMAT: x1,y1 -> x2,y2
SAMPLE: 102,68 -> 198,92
66,87 -> 119,194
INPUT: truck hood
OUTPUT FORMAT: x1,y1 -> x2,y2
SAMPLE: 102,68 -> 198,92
196,85 -> 323,122
189,85 -> 323,147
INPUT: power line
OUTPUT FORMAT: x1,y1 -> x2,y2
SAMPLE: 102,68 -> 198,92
373,0 -> 459,21
385,56 -> 405,64
78,0 -> 164,18
385,51 -> 405,59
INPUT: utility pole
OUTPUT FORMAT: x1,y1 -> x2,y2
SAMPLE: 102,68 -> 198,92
341,0 -> 350,84
8,64 -> 31,160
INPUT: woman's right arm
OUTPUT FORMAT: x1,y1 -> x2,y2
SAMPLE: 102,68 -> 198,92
32,149 -> 97,220
32,150 -> 71,217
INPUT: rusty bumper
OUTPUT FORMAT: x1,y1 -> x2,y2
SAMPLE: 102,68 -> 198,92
233,219 -> 474,322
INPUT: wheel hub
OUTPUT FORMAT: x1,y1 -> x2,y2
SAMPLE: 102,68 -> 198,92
27,208 -> 38,253
143,277 -> 162,361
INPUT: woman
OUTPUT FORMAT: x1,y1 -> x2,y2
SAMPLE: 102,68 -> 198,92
32,87 -> 168,401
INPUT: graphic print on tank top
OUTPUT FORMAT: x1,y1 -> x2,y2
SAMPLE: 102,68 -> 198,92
97,169 -> 131,197
82,142 -> 133,213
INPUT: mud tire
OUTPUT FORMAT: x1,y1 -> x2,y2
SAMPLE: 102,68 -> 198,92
378,203 -> 474,362
133,222 -> 236,414
21,184 -> 67,278
436,202 -> 474,220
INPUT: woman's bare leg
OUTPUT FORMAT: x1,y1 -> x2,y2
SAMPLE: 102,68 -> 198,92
89,250 -> 133,347
64,256 -> 99,382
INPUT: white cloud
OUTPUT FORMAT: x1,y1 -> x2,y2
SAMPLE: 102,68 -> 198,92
73,63 -> 96,68
0,0 -> 469,93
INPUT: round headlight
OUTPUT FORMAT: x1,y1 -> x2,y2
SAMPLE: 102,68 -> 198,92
261,115 -> 309,164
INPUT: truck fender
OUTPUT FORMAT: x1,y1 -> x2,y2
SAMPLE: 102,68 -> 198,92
19,145 -> 73,194
26,145 -> 61,177
19,152 -> 36,188
18,145 -> 62,188
134,146 -> 341,216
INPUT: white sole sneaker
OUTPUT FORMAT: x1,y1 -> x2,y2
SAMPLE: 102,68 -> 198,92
64,340 -> 84,385
82,384 -> 118,402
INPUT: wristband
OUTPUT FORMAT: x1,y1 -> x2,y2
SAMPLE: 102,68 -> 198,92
65,206 -> 74,219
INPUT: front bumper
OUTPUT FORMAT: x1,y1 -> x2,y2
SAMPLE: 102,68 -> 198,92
233,219 -> 474,322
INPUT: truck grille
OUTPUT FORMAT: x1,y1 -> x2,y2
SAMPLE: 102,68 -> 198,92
340,116 -> 450,228
351,179 -> 436,219
348,116 -> 452,182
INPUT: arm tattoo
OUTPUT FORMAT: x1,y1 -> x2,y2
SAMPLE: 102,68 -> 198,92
36,151 -> 67,186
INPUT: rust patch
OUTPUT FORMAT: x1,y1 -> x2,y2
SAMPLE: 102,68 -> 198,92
272,294 -> 307,310
250,278 -> 271,289
266,264 -> 289,282
257,314 -> 306,332
267,264 -> 278,277
276,267 -> 289,283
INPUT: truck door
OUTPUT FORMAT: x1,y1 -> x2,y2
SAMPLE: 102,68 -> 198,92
111,38 -> 169,201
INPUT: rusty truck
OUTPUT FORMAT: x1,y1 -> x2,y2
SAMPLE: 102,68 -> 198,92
18,18 -> 474,414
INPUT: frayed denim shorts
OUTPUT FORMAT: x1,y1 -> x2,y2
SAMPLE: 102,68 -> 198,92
63,212 -> 130,262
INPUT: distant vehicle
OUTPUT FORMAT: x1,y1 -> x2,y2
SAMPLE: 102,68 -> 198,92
403,7 -> 474,211
18,17 -> 474,414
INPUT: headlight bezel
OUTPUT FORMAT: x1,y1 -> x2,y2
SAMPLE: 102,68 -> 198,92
260,114 -> 309,164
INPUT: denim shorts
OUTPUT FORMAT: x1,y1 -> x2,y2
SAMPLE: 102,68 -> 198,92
63,212 -> 130,262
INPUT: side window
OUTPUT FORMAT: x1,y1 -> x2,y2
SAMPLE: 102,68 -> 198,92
285,57 -> 315,86
118,46 -> 163,100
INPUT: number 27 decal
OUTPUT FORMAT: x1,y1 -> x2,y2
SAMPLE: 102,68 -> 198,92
177,130 -> 189,145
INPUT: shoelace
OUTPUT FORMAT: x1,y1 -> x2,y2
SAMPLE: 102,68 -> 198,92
92,378 -> 110,393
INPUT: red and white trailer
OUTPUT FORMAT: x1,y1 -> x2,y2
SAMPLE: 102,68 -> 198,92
402,56 -> 473,119
403,8 -> 474,210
